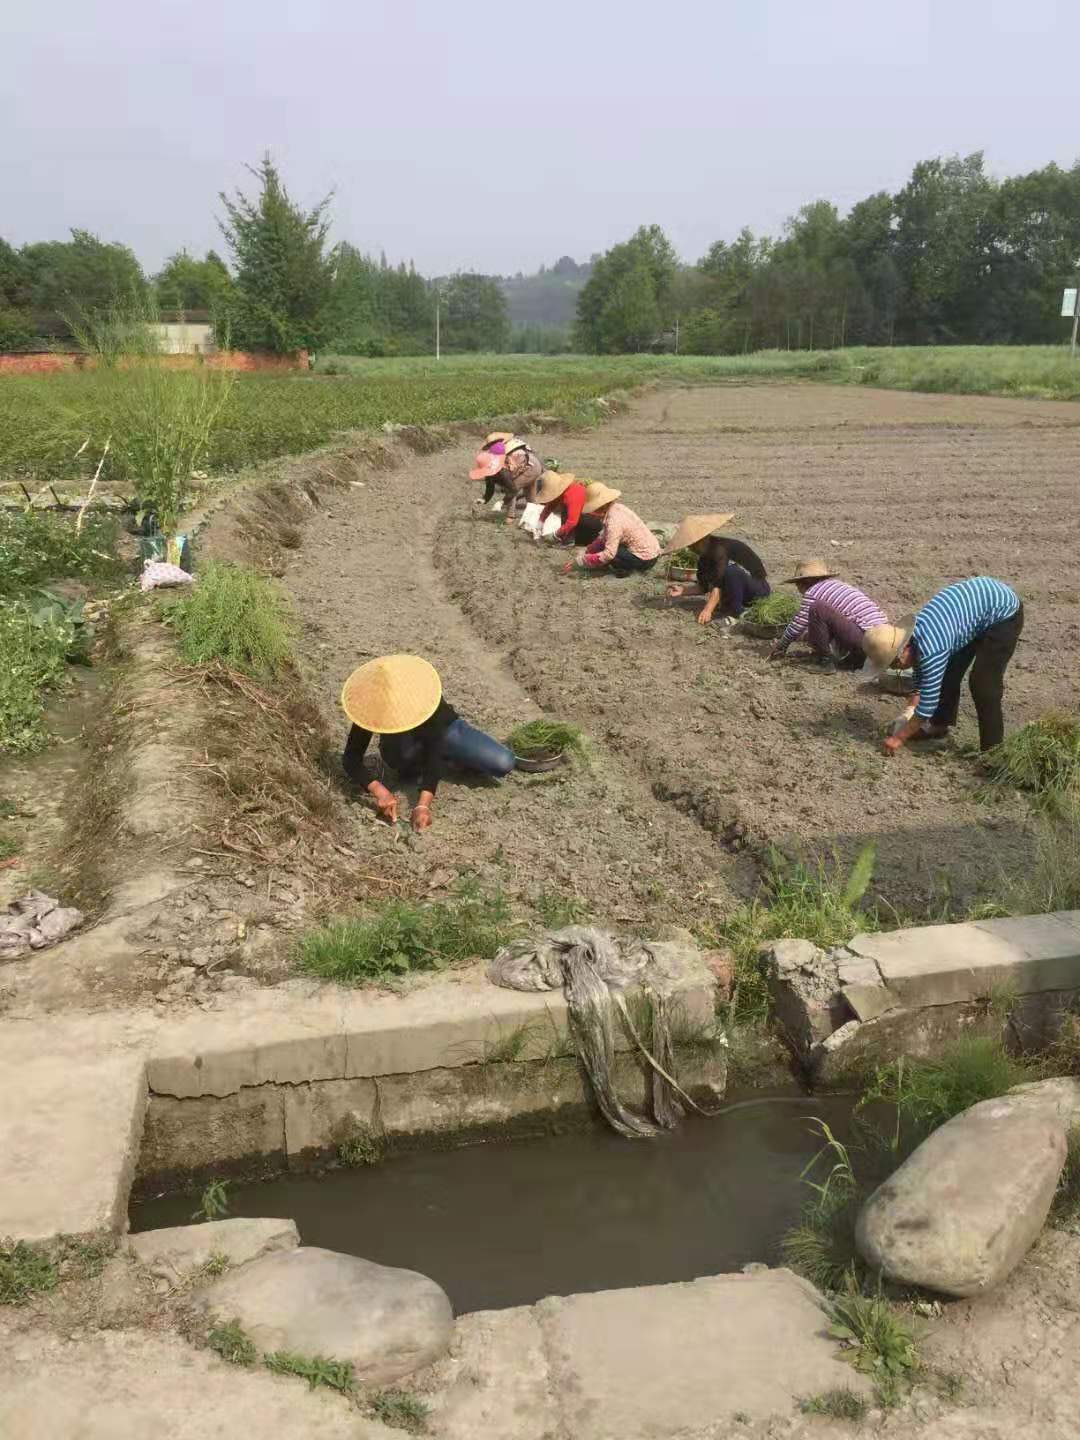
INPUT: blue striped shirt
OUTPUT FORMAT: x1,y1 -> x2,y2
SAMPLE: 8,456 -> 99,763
912,577 -> 1020,720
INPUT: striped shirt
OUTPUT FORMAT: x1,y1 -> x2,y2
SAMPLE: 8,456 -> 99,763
912,577 -> 1021,719
581,503 -> 661,568
779,579 -> 887,650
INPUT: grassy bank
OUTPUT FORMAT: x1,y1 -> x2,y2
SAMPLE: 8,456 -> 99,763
3,345 -> 1078,486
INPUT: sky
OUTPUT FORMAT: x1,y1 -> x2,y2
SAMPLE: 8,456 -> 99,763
2,0 -> 1075,278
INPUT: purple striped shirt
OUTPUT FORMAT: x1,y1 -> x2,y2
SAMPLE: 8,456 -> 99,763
779,579 -> 887,649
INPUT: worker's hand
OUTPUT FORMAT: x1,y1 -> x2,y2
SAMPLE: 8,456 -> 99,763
883,733 -> 906,757
768,644 -> 785,661
505,515 -> 516,527
560,559 -> 576,576
666,583 -> 686,599
697,604 -> 717,626
368,781 -> 398,824
410,802 -> 433,832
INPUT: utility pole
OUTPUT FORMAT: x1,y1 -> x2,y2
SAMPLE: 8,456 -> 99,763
674,315 -> 679,354
1072,257 -> 1080,359
435,290 -> 441,361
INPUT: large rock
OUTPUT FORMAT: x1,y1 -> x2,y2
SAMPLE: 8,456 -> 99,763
127,1217 -> 298,1280
856,1093 -> 1067,1296
198,1246 -> 453,1384
764,939 -> 843,1054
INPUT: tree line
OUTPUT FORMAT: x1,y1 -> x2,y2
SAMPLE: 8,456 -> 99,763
0,157 -> 512,357
576,153 -> 1080,354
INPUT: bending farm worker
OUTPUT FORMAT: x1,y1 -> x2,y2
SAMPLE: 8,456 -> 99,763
535,470 -> 603,547
561,482 -> 660,578
862,576 -> 1023,757
662,513 -> 769,625
770,559 -> 888,668
341,655 -> 515,831
469,434 -> 542,524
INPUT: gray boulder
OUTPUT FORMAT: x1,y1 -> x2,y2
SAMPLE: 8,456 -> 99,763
856,1092 -> 1067,1297
127,1217 -> 298,1280
198,1246 -> 453,1384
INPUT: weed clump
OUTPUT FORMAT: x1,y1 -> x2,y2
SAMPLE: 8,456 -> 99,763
263,1350 -> 355,1393
859,1038 -> 1027,1144
169,562 -> 294,677
982,713 -> 1080,800
0,1239 -> 59,1305
0,509 -> 120,599
337,1127 -> 383,1167
0,601 -> 72,754
828,1285 -> 919,1408
296,877 -> 521,985
799,1388 -> 869,1420
191,1179 -> 230,1222
208,1319 -> 258,1366
370,1389 -> 431,1433
534,890 -> 591,929
780,1119 -> 863,1292
744,591 -> 799,627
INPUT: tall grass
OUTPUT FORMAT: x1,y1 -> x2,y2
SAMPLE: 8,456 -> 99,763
859,1037 -> 1027,1145
169,562 -> 294,677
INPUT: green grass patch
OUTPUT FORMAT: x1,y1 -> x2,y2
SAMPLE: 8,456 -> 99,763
337,1127 -> 384,1167
780,1118 -> 864,1292
744,590 -> 800,627
534,890 -> 591,929
859,1037 -> 1027,1144
263,1350 -> 355,1393
169,562 -> 294,677
296,877 -> 521,985
981,713 -> 1080,801
0,509 -> 120,598
799,1388 -> 869,1420
0,599 -> 74,754
0,1240 -> 60,1305
369,1389 -> 431,1433
208,1319 -> 258,1366
506,718 -> 588,761
828,1285 -> 919,1408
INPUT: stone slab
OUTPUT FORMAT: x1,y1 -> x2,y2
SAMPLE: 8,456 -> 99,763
0,1326 -> 390,1440
840,981 -> 897,1022
1,1044 -> 147,1243
849,912 -> 1080,1007
126,1216 -> 299,1278
537,1269 -> 871,1435
426,1306 -> 555,1440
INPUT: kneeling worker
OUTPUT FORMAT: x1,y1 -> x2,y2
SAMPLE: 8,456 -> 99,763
862,576 -> 1023,756
561,482 -> 661,577
663,513 -> 769,624
342,655 -> 515,831
770,559 -> 888,668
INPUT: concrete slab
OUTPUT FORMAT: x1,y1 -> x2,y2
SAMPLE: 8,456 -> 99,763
849,914 -> 1080,1007
536,1269 -> 871,1435
426,1306 -> 555,1440
0,1327 -> 393,1439
2,1041 -> 148,1243
841,981 -> 898,1022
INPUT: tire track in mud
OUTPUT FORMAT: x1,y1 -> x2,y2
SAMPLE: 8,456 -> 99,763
282,448 -> 756,931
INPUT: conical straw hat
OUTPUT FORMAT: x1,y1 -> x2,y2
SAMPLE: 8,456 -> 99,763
582,482 -> 622,514
536,470 -> 575,505
861,618 -> 914,676
341,655 -> 442,734
783,557 -> 838,585
660,512 -> 736,556
483,432 -> 515,447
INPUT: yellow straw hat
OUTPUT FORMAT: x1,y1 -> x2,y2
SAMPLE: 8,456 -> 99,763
661,512 -> 736,556
340,655 -> 442,734
862,618 -> 915,676
783,557 -> 838,586
536,469 -> 575,505
483,431 -> 515,447
582,482 -> 622,514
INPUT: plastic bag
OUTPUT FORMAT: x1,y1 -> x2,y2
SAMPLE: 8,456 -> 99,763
140,560 -> 195,592
518,501 -> 561,539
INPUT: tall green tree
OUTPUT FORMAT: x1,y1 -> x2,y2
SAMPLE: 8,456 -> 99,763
440,272 -> 510,352
576,224 -> 676,351
154,249 -> 233,312
218,155 -> 334,353
21,230 -> 147,323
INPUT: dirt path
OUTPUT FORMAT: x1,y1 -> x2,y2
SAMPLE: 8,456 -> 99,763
287,382 -> 1080,919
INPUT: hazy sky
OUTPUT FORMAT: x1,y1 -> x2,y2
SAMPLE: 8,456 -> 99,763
2,0 -> 1074,277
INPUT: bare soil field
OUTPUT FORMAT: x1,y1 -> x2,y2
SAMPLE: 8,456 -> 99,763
286,383 -> 1080,917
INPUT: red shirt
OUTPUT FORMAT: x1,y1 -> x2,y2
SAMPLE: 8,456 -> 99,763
540,481 -> 587,542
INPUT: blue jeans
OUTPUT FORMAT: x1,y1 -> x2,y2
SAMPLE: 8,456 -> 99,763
441,717 -> 516,777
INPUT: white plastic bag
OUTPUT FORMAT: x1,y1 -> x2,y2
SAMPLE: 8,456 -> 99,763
518,502 -> 561,539
140,560 -> 195,592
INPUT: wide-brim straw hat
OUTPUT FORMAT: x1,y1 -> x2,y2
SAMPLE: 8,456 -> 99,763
470,450 -> 504,481
536,469 -> 575,505
341,655 -> 442,734
783,557 -> 838,585
660,512 -> 736,556
582,482 -> 621,514
862,617 -> 915,676
483,432 -> 515,447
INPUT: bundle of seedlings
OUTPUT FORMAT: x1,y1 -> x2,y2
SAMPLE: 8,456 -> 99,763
744,590 -> 800,628
981,712 -> 1080,802
507,719 -> 587,772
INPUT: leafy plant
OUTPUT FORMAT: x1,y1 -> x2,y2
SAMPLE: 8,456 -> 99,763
828,1285 -> 919,1408
295,876 -> 521,985
0,1239 -> 59,1305
506,718 -> 588,760
169,562 -> 294,677
337,1127 -> 383,1167
203,1250 -> 231,1277
0,508 -> 120,598
667,546 -> 699,568
263,1350 -> 355,1393
744,591 -> 800,627
208,1320 -> 258,1366
369,1389 -> 431,1433
799,1388 -> 869,1420
0,599 -> 73,753
981,713 -> 1080,800
191,1179 -> 230,1222
534,889 -> 591,928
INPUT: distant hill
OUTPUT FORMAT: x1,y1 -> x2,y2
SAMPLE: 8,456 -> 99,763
500,255 -> 594,332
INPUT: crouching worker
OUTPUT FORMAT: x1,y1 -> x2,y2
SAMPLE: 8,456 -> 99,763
342,655 -> 515,831
770,559 -> 887,668
862,576 -> 1023,756
561,483 -> 660,577
662,513 -> 768,624
469,435 -> 542,523
535,469 -> 603,546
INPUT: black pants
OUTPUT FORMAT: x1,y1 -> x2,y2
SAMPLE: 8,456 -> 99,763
931,604 -> 1024,751
610,547 -> 659,578
562,514 -> 603,546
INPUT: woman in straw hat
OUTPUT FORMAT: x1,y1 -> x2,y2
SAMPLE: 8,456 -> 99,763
663,514 -> 768,625
341,656 -> 515,831
469,435 -> 542,524
535,470 -> 603,547
769,560 -> 888,669
559,482 -> 661,578
862,576 -> 1023,756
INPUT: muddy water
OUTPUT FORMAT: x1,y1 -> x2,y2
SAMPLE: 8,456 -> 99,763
133,1095 -> 862,1313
